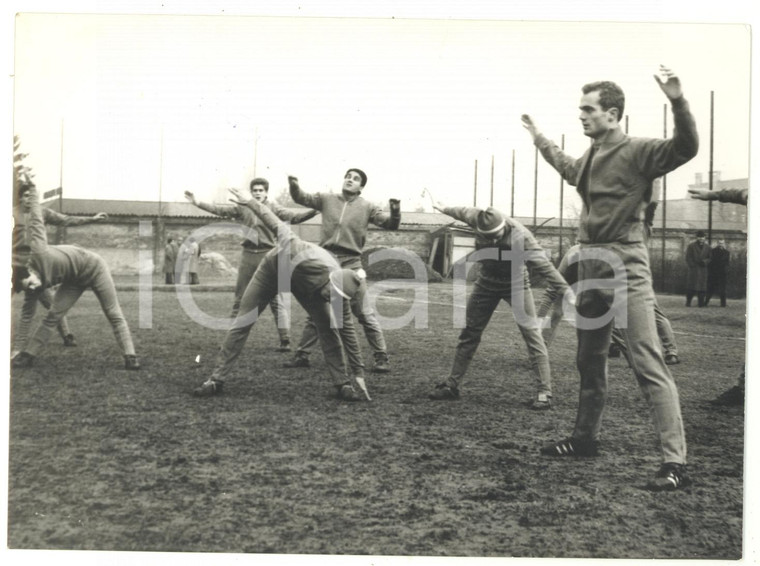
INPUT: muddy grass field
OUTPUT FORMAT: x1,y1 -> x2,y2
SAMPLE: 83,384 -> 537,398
6,283 -> 749,560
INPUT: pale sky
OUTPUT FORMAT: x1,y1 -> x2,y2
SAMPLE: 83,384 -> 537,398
10,10 -> 752,220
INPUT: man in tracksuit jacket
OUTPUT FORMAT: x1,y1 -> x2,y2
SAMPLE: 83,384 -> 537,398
12,182 -> 108,355
427,202 -> 569,410
193,186 -> 370,402
184,177 -> 318,351
283,169 -> 400,373
12,185 -> 140,371
522,65 -> 699,491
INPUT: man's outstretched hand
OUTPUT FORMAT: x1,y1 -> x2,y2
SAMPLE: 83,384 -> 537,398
654,65 -> 683,101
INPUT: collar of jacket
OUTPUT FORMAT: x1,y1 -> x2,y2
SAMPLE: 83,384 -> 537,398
340,191 -> 362,202
593,126 -> 626,151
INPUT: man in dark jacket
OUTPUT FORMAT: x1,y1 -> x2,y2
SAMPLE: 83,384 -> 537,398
685,230 -> 711,307
706,239 -> 730,307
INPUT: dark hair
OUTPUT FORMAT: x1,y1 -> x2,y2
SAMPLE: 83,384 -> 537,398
12,263 -> 31,294
250,177 -> 270,192
17,183 -> 34,199
345,168 -> 368,187
696,230 -> 706,238
582,81 -> 625,119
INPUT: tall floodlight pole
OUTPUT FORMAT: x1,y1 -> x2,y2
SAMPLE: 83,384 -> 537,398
533,146 -> 538,229
558,134 -> 565,260
489,154 -> 495,206
510,149 -> 515,217
59,119 -> 64,213
708,91 -> 714,244
661,105 -> 668,291
473,159 -> 478,206
158,126 -> 164,218
253,126 -> 259,177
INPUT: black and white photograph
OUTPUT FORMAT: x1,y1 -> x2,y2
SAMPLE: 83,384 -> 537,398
4,2 -> 757,565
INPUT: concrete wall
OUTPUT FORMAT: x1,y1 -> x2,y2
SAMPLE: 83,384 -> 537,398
49,218 -> 748,297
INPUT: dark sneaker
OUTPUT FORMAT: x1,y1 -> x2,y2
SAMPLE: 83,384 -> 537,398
665,354 -> 680,365
337,383 -> 365,402
372,355 -> 390,374
646,463 -> 691,491
540,437 -> 599,457
11,351 -> 35,368
194,379 -> 224,397
63,334 -> 78,347
276,340 -> 291,352
709,385 -> 744,406
428,383 -> 460,401
124,355 -> 141,370
283,355 -> 310,368
608,344 -> 621,358
530,393 -> 552,410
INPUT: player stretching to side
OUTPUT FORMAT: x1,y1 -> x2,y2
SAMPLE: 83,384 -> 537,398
12,185 -> 140,371
522,65 -> 698,491
427,194 -> 569,410
193,185 -> 370,402
12,181 -> 108,355
185,177 -> 318,352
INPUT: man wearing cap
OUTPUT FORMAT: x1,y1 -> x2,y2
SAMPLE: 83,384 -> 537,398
283,170 -> 400,374
184,177 -> 318,351
427,198 -> 569,409
12,181 -> 109,356
193,185 -> 370,402
684,230 -> 711,307
522,66 -> 698,491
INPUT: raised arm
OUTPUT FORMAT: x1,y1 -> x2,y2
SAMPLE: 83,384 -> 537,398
23,186 -> 49,254
42,208 -> 108,227
184,190 -> 242,219
688,187 -> 748,206
228,187 -> 296,244
288,176 -> 323,210
369,199 -> 401,230
267,198 -> 320,224
522,114 -> 583,186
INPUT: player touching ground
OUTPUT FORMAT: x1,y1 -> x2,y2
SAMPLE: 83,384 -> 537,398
12,185 -> 140,371
193,184 -> 370,402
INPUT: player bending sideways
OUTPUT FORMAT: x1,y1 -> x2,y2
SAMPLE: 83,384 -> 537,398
12,185 -> 140,371
193,185 -> 370,402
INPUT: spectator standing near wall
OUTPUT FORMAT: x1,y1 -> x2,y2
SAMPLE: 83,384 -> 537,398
706,239 -> 730,307
684,230 -> 711,307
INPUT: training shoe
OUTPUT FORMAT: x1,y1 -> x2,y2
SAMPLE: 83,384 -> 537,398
124,355 -> 141,370
428,383 -> 460,400
194,379 -> 224,397
540,437 -> 600,457
63,334 -> 78,347
665,354 -> 680,365
283,355 -> 310,368
530,393 -> 552,410
11,351 -> 35,368
646,463 -> 691,491
372,356 -> 391,374
276,340 -> 291,352
608,344 -> 622,358
336,383 -> 365,402
709,385 -> 744,406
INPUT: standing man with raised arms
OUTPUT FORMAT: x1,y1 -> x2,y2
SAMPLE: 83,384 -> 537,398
284,169 -> 401,374
522,65 -> 699,490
